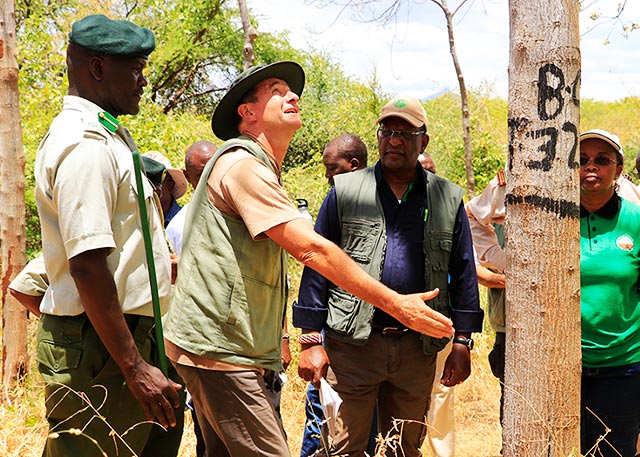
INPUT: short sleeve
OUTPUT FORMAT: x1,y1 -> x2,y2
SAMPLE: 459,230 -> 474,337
54,137 -> 118,259
8,255 -> 49,296
212,151 -> 302,238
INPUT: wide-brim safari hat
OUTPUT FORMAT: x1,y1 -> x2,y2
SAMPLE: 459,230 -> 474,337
211,61 -> 305,140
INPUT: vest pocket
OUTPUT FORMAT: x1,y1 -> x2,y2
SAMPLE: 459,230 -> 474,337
428,230 -> 453,271
341,218 -> 382,263
326,287 -> 360,335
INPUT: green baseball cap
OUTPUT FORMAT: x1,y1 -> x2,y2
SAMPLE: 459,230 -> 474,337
69,14 -> 155,58
211,61 -> 305,140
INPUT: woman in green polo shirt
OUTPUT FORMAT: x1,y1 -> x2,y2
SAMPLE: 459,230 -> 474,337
579,129 -> 640,457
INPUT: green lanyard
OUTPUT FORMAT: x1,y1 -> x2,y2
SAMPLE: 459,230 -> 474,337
100,111 -> 168,377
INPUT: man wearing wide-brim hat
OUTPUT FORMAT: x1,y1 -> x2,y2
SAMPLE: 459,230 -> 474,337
163,62 -> 456,454
34,14 -> 183,457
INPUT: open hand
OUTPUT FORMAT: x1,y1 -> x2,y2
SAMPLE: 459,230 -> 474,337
392,288 -> 454,338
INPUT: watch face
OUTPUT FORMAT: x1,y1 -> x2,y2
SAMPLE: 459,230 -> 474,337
467,338 -> 474,350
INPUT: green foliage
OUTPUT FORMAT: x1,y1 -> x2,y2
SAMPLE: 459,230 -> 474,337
285,50 -> 386,170
15,0 -> 640,256
425,87 -> 508,195
136,0 -> 244,113
581,96 -> 640,176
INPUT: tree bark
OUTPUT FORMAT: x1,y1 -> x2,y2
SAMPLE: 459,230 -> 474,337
238,0 -> 258,70
504,1 -> 581,455
0,0 -> 28,399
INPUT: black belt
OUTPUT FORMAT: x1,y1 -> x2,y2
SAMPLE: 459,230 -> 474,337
371,323 -> 410,337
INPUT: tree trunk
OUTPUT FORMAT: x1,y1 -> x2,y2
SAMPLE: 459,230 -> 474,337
435,0 -> 475,197
238,0 -> 258,70
0,0 -> 28,400
503,1 -> 581,455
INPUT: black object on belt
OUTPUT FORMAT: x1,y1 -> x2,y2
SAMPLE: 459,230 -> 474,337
371,323 -> 410,337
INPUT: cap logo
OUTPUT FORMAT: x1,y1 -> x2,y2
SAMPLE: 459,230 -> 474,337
394,99 -> 408,108
616,234 -> 634,252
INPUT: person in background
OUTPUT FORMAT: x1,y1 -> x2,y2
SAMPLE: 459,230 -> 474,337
418,152 -> 437,174
465,171 -> 507,430
616,148 -> 640,205
162,140 -> 216,457
321,133 -> 368,185
143,150 -> 188,226
163,64 -> 454,456
8,255 -> 47,317
33,15 -> 183,455
579,129 -> 640,457
421,152 -> 456,457
165,140 -> 217,256
300,133 -> 370,457
295,97 -> 483,457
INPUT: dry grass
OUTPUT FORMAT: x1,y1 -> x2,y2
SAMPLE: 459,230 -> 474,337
1,292 -> 503,457
280,287 -> 504,457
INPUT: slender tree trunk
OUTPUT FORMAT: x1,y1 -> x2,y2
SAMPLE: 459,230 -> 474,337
238,0 -> 258,70
0,0 -> 28,399
433,0 -> 475,197
503,0 -> 581,455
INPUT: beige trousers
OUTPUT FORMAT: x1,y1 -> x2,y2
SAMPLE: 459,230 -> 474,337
427,340 -> 456,457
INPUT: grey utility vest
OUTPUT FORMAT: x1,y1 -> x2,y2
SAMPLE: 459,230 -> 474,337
326,166 -> 464,354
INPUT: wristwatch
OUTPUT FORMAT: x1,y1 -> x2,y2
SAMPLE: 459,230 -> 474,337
453,336 -> 474,351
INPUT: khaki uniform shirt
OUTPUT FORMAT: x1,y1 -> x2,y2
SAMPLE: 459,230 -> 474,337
466,173 -> 506,272
618,175 -> 640,206
8,254 -> 48,297
34,96 -> 170,317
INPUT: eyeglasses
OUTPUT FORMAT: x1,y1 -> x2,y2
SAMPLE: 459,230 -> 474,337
579,156 -> 619,167
377,127 -> 425,141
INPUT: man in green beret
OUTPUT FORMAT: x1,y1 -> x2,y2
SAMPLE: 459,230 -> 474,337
34,14 -> 183,457
163,61 -> 455,455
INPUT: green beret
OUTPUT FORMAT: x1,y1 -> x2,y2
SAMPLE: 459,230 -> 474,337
69,14 -> 155,58
141,156 -> 166,186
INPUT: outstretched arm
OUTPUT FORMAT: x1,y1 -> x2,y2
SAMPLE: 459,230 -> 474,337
266,219 -> 452,338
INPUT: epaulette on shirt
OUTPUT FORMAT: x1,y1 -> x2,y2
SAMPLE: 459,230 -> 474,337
82,111 -> 119,143
496,170 -> 506,186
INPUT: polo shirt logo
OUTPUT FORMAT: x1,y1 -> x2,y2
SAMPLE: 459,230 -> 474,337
616,234 -> 634,251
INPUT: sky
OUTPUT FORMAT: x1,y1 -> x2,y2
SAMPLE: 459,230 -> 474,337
251,0 -> 640,102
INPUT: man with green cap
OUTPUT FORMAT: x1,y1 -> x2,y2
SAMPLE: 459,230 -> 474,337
163,62 -> 456,455
34,14 -> 183,457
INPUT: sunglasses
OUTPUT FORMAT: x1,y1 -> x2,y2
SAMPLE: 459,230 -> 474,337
579,156 -> 619,167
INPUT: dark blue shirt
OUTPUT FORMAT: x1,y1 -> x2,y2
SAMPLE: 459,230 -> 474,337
164,199 -> 182,227
293,162 -> 483,333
